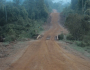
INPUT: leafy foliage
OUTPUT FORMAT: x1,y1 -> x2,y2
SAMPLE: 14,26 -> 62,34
66,34 -> 75,40
62,0 -> 90,46
71,0 -> 78,10
0,0 -> 49,42
58,34 -> 64,40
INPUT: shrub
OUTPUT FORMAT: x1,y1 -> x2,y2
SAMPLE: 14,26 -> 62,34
66,34 -> 75,40
58,34 -> 64,40
76,41 -> 87,47
83,34 -> 90,46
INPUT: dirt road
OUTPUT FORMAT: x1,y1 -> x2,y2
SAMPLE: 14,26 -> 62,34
7,12 -> 90,70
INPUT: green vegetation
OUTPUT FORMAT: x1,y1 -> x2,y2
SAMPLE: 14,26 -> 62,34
58,34 -> 64,40
0,0 -> 49,42
45,0 -> 65,12
66,34 -> 75,40
62,0 -> 90,47
69,42 -> 90,57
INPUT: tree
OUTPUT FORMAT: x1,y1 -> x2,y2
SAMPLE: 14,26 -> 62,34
71,0 -> 78,10
24,0 -> 35,19
0,0 -> 49,41
13,0 -> 20,6
65,14 -> 89,40
78,0 -> 88,12
0,0 -> 5,4
35,0 -> 48,19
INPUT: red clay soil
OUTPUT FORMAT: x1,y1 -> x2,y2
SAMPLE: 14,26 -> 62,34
6,11 -> 90,70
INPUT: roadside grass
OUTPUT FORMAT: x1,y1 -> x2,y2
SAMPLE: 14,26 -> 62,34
2,42 -> 10,45
58,33 -> 90,58
0,41 -> 29,58
63,40 -> 90,57
72,44 -> 90,57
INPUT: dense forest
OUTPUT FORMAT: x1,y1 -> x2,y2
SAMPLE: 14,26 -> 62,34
0,0 -> 67,42
45,0 -> 69,12
0,0 -> 49,42
62,0 -> 90,46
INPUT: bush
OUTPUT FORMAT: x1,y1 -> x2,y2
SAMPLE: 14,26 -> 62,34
66,34 -> 75,40
58,34 -> 64,40
62,7 -> 75,17
82,34 -> 90,46
5,35 -> 16,42
76,41 -> 87,47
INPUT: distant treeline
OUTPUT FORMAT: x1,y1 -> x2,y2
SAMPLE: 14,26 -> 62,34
0,0 -> 49,41
45,0 -> 68,12
62,0 -> 90,46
